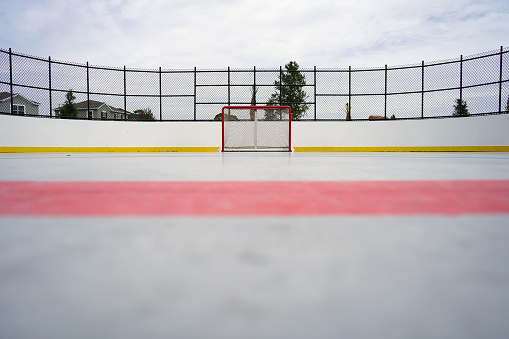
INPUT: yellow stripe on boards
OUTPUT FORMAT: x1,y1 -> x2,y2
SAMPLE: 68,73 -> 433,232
0,147 -> 220,153
1,146 -> 509,153
292,146 -> 509,152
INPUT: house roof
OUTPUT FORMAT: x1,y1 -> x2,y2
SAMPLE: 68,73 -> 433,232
74,100 -> 107,110
0,92 -> 11,101
0,92 -> 40,105
56,100 -> 131,114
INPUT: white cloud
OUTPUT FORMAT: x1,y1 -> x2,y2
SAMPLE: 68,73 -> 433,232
1,0 -> 508,69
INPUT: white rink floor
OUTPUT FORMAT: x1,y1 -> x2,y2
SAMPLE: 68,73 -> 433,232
1,152 -> 509,339
1,152 -> 509,181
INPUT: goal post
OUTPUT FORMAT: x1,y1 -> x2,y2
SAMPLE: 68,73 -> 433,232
221,106 -> 292,152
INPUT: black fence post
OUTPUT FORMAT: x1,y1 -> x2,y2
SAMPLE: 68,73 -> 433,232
124,66 -> 127,120
228,66 -> 231,106
253,66 -> 257,105
49,56 -> 52,117
159,66 -> 162,121
193,67 -> 196,121
279,66 -> 282,106
421,60 -> 425,119
499,46 -> 503,113
384,64 -> 387,119
459,55 -> 463,116
348,66 -> 351,119
9,48 -> 13,115
314,66 -> 317,120
87,62 -> 90,119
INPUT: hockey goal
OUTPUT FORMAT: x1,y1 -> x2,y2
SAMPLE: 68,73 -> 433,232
222,106 -> 292,152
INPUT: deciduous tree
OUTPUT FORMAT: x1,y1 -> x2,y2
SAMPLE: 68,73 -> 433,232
58,90 -> 78,118
134,108 -> 156,120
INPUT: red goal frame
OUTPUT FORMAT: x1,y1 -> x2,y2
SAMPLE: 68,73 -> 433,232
221,106 -> 292,152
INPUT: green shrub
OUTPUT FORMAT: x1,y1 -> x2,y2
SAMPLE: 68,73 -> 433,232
214,113 -> 238,121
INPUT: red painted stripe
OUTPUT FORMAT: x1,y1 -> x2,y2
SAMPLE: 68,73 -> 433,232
0,181 -> 508,216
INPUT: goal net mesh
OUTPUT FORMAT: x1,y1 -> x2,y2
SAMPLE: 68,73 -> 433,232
222,106 -> 291,151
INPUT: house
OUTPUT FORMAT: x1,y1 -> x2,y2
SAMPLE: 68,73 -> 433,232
55,100 -> 130,120
0,92 -> 40,116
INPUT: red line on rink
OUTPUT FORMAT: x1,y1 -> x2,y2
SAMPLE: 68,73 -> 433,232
0,180 -> 508,216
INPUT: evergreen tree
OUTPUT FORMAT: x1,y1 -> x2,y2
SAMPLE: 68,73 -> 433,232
58,90 -> 78,118
453,98 -> 469,116
266,61 -> 309,120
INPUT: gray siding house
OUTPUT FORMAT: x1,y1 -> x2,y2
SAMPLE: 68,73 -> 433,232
0,92 -> 40,116
55,100 -> 129,120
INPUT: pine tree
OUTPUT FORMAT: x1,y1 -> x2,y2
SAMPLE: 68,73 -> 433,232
453,98 -> 469,116
266,61 -> 309,120
58,90 -> 78,118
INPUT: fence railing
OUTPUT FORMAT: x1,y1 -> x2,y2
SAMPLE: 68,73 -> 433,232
1,47 -> 508,121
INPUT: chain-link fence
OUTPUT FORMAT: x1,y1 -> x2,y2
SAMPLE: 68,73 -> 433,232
1,47 -> 508,121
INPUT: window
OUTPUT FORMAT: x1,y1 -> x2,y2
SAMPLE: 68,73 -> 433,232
114,113 -> 123,120
101,111 -> 107,120
13,104 -> 25,115
88,110 -> 93,119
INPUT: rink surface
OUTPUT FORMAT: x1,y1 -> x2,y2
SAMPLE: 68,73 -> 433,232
1,152 -> 509,339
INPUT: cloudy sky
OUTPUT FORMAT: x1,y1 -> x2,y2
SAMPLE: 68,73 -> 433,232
1,0 -> 508,69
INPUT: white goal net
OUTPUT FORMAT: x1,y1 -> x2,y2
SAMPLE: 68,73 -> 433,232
222,106 -> 291,152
